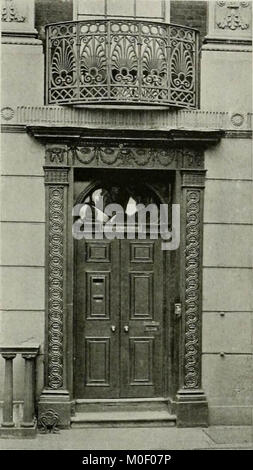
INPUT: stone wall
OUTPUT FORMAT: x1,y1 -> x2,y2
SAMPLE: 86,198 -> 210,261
0,132 -> 46,401
202,138 -> 253,425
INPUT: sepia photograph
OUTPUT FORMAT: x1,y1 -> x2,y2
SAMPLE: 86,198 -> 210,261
0,0 -> 252,458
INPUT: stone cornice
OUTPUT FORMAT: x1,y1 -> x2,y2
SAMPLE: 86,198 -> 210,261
1,106 -> 252,136
0,345 -> 40,355
26,126 -> 224,146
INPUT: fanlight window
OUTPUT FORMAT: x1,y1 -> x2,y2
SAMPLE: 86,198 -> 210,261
79,184 -> 161,226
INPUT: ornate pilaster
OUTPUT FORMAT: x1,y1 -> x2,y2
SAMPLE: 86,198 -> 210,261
38,145 -> 71,429
176,166 -> 208,427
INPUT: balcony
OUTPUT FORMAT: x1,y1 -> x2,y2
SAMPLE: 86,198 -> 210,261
45,19 -> 199,109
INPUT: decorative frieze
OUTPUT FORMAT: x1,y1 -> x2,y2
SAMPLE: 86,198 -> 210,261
1,106 -> 252,133
69,146 -> 205,170
71,145 -> 179,169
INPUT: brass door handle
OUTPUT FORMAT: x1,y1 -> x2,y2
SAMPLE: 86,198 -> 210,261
123,325 -> 129,333
111,325 -> 116,332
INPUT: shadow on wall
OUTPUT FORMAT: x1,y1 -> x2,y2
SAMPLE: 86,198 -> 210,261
35,0 -> 73,44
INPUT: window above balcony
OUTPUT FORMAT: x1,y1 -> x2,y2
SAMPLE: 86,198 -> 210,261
45,19 -> 199,108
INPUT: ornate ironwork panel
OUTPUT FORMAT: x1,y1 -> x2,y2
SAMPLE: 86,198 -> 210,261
46,20 -> 199,108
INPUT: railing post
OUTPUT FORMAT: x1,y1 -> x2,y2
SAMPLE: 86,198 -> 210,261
1,353 -> 16,428
21,354 -> 36,427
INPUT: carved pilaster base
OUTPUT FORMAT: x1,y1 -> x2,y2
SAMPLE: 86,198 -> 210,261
38,390 -> 71,430
175,389 -> 208,428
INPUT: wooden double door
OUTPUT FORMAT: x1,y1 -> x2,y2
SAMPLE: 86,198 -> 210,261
75,237 -> 165,399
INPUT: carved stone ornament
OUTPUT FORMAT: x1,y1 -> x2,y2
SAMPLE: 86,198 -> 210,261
44,169 -> 69,184
216,1 -> 250,30
182,172 -> 205,187
47,186 -> 65,389
184,189 -> 201,389
1,0 -> 26,22
38,409 -> 59,433
183,150 -> 204,169
1,107 -> 14,121
231,113 -> 244,127
70,145 -> 178,169
46,147 -> 68,165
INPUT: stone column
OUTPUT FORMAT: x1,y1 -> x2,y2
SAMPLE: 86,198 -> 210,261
38,145 -> 71,429
176,153 -> 208,427
21,354 -> 36,427
1,353 -> 16,428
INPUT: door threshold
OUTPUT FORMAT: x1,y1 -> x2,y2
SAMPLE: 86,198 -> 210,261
75,397 -> 169,404
71,410 -> 176,428
74,397 -> 170,414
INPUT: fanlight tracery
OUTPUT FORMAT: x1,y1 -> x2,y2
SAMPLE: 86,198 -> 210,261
74,182 -> 171,233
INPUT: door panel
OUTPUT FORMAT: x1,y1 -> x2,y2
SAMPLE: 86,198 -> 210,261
120,239 -> 164,398
75,239 -> 120,398
75,236 -> 164,399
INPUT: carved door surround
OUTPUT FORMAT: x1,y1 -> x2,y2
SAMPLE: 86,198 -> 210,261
28,126 -> 221,429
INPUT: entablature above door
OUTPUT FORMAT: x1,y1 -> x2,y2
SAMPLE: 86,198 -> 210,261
27,126 -> 223,172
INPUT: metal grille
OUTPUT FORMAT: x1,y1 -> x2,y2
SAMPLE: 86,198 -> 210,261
46,20 -> 199,108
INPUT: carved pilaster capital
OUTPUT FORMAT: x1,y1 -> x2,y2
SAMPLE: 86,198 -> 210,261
22,353 -> 37,360
181,149 -> 204,169
45,145 -> 69,166
44,167 -> 69,185
181,169 -> 206,188
1,353 -> 16,360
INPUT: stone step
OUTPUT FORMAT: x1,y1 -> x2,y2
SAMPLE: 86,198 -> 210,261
75,398 -> 169,413
71,410 -> 177,428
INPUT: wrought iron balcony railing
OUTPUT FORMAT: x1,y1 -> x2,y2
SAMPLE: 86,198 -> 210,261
45,20 -> 199,108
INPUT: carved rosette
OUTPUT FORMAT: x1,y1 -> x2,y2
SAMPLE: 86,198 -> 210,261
184,189 -> 201,388
44,165 -> 69,390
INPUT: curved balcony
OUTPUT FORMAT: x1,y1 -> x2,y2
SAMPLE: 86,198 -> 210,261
45,20 -> 199,108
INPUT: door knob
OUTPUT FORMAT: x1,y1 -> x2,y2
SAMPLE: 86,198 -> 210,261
123,325 -> 129,333
111,325 -> 116,332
